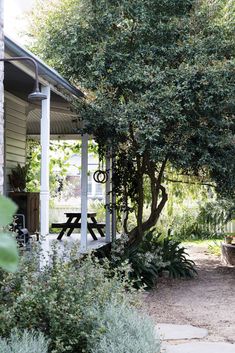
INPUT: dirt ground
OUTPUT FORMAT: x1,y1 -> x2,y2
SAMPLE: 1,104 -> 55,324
142,244 -> 235,343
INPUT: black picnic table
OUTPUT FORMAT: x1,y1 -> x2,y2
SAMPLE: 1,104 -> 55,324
51,212 -> 105,240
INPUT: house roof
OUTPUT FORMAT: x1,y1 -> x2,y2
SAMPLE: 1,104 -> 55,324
4,35 -> 84,99
3,36 -> 84,138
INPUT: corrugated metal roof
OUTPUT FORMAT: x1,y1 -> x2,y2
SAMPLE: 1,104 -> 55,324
27,107 -> 83,137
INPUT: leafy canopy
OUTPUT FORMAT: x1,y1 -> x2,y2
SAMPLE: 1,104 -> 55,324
30,0 -> 235,238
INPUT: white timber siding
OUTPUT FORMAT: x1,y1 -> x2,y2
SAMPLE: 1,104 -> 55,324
0,0 -> 4,194
4,92 -> 27,192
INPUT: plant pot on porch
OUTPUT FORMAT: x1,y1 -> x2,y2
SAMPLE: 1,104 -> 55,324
8,163 -> 29,192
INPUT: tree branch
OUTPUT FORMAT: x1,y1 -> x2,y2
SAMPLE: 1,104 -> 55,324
164,177 -> 215,188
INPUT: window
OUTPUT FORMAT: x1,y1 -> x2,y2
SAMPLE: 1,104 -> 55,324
88,174 -> 92,195
96,182 -> 103,196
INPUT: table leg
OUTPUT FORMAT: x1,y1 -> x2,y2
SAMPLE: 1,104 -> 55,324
87,223 -> 98,240
90,216 -> 105,237
67,215 -> 81,237
57,216 -> 73,240
57,227 -> 68,240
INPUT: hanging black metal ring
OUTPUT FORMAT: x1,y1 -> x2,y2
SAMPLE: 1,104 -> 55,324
93,170 -> 108,184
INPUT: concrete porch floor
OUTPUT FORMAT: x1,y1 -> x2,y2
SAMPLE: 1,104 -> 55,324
39,232 -> 111,267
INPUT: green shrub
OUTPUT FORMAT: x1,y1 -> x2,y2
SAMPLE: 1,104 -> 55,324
102,234 -> 166,289
100,231 -> 197,289
0,245 -> 136,353
139,231 -> 197,280
157,236 -> 197,278
162,199 -> 233,241
89,302 -> 160,353
0,329 -> 48,353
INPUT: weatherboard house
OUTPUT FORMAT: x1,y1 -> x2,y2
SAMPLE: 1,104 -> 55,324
0,35 -> 115,252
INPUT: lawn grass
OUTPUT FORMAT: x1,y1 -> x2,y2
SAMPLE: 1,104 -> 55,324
182,238 -> 222,246
182,238 -> 222,256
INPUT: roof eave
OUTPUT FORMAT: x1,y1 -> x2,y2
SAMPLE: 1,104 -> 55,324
4,35 -> 85,99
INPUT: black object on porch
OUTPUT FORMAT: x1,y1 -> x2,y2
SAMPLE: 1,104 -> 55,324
51,212 -> 105,240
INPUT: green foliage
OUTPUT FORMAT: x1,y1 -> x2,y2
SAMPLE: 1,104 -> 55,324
26,139 -> 98,196
140,231 -> 197,279
0,196 -> 18,272
0,329 -> 49,353
0,196 -> 17,227
89,302 -> 160,353
163,198 -> 233,241
0,234 -> 18,273
198,199 -> 235,227
88,199 -> 106,222
156,235 -> 197,278
0,245 -> 137,353
208,241 -> 221,257
109,238 -> 162,289
102,232 -> 196,289
155,173 -> 234,241
29,0 -> 235,241
26,140 -> 81,193
9,164 -> 29,191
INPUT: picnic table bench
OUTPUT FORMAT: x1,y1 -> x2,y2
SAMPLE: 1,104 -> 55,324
51,212 -> 105,240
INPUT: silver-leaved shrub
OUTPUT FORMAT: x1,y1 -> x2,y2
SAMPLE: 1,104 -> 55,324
0,329 -> 48,353
89,302 -> 160,353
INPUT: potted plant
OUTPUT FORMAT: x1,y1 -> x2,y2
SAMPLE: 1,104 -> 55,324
8,163 -> 29,192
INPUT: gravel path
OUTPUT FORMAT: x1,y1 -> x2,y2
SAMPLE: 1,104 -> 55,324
142,244 -> 235,343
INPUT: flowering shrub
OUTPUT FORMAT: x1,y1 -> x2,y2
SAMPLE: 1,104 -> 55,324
100,231 -> 197,289
0,244 -> 159,353
155,235 -> 197,278
102,234 -> 168,289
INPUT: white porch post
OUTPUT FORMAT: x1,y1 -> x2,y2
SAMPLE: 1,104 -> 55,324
105,151 -> 111,242
40,86 -> 50,237
80,133 -> 88,253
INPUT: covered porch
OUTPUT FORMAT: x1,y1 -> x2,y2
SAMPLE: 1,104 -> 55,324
3,35 -> 116,253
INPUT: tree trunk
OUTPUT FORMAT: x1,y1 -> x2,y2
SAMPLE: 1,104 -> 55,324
0,0 -> 4,195
121,185 -> 129,234
129,159 -> 168,244
135,156 -> 144,242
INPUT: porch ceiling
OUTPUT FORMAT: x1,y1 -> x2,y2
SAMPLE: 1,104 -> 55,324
4,62 -> 83,138
27,107 -> 83,138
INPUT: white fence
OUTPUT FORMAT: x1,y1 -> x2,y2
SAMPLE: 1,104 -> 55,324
49,205 -> 80,224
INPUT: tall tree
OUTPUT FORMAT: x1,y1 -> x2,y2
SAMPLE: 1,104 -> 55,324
30,0 -> 235,242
